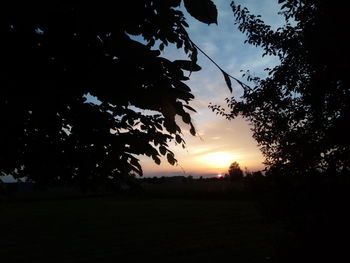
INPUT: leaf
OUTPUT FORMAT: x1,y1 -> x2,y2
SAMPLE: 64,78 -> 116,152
130,157 -> 143,175
182,113 -> 191,124
159,43 -> 164,51
190,48 -> 198,64
184,105 -> 197,112
221,70 -> 232,93
173,60 -> 201,71
159,145 -> 167,155
147,38 -> 155,47
176,40 -> 183,49
152,155 -> 161,165
173,80 -> 191,92
163,119 -> 177,134
175,134 -> 182,144
190,123 -> 196,136
167,153 -> 176,165
181,20 -> 189,27
184,0 -> 218,25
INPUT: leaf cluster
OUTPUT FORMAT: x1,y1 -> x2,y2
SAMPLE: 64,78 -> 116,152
0,0 -> 217,185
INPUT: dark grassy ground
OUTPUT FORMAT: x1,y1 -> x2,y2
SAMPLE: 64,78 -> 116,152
0,196 -> 294,262
140,180 -> 248,199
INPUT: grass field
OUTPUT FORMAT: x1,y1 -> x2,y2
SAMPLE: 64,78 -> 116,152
0,196 -> 294,262
140,180 -> 248,199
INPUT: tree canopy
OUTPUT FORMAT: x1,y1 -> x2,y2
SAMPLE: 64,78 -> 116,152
0,0 -> 219,185
213,0 -> 350,176
227,161 -> 243,180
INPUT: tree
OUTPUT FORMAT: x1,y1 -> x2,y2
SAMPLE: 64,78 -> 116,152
0,0 -> 218,186
210,3 -> 350,260
213,0 -> 350,176
227,161 -> 243,180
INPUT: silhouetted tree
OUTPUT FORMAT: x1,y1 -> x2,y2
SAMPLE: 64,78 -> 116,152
212,0 -> 350,177
0,0 -> 218,186
227,161 -> 243,180
210,2 -> 350,260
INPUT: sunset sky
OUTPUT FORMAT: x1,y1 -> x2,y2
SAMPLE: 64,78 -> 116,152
140,0 -> 284,177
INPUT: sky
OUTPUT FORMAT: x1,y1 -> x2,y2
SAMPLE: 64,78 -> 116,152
140,0 -> 285,178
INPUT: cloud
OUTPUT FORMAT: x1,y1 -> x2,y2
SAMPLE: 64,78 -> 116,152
201,41 -> 219,56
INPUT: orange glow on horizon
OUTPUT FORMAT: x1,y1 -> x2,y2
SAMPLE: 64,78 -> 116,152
198,151 -> 238,169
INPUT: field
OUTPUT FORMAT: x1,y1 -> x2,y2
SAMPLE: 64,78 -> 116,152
0,196 -> 293,262
140,180 -> 248,199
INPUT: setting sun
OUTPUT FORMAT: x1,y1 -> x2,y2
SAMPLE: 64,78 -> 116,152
199,151 -> 237,169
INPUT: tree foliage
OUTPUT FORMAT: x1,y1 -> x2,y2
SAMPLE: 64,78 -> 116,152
184,0 -> 218,25
227,161 -> 243,180
0,0 -> 218,185
213,0 -> 350,176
